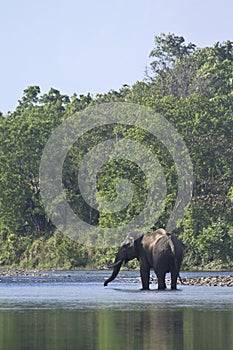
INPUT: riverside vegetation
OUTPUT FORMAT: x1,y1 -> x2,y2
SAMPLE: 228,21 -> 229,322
0,33 -> 232,271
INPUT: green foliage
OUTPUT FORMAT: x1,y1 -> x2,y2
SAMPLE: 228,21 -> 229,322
20,231 -> 89,269
149,33 -> 196,69
179,211 -> 233,269
196,220 -> 233,268
0,34 -> 232,269
0,225 -> 31,266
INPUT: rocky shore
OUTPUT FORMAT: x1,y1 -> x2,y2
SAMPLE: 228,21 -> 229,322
152,275 -> 233,287
0,269 -> 233,287
0,269 -> 42,277
179,275 -> 233,287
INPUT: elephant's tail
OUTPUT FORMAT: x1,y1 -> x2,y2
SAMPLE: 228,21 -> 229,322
168,237 -> 183,285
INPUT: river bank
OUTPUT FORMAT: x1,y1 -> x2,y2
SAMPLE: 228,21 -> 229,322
170,275 -> 233,287
0,268 -> 232,287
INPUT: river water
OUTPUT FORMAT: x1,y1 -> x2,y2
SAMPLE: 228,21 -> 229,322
0,270 -> 232,350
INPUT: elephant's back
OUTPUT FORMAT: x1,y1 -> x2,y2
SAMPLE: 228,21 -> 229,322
143,230 -> 171,250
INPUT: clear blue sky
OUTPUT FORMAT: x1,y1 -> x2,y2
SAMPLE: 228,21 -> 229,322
1,0 -> 232,114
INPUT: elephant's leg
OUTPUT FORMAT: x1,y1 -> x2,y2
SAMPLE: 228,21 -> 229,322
157,271 -> 166,290
139,260 -> 150,290
170,270 -> 178,290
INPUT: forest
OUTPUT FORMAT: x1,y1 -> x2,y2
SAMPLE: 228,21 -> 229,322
0,33 -> 232,270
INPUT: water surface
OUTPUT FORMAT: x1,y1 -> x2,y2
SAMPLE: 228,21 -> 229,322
0,270 -> 232,350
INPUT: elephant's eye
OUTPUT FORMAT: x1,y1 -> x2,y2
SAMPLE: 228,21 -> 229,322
123,243 -> 131,249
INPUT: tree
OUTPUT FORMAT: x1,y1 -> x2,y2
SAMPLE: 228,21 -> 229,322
149,33 -> 196,71
0,35 -> 232,268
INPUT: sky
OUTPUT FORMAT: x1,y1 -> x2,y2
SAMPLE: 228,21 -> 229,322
0,0 -> 233,115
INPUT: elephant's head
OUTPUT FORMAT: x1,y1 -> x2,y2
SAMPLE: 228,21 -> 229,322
104,232 -> 143,286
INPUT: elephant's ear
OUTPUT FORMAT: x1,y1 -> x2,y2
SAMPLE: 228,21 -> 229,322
127,236 -> 135,247
122,231 -> 144,247
121,235 -> 134,248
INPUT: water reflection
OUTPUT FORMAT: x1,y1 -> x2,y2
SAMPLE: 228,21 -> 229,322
0,308 -> 232,350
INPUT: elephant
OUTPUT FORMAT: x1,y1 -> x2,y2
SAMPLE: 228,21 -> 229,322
104,228 -> 183,290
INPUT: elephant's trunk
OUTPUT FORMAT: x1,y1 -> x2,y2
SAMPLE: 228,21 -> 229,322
104,259 -> 123,286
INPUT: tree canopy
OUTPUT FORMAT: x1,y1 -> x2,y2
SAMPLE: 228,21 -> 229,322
0,34 -> 232,269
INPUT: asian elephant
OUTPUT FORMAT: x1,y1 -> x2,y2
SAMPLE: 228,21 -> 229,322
104,228 -> 183,290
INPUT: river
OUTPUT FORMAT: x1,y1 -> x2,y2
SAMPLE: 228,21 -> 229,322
0,270 -> 232,350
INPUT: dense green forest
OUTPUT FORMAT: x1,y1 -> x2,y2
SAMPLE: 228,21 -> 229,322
0,33 -> 232,270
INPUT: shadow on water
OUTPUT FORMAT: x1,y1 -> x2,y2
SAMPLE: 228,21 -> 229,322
112,287 -> 182,293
